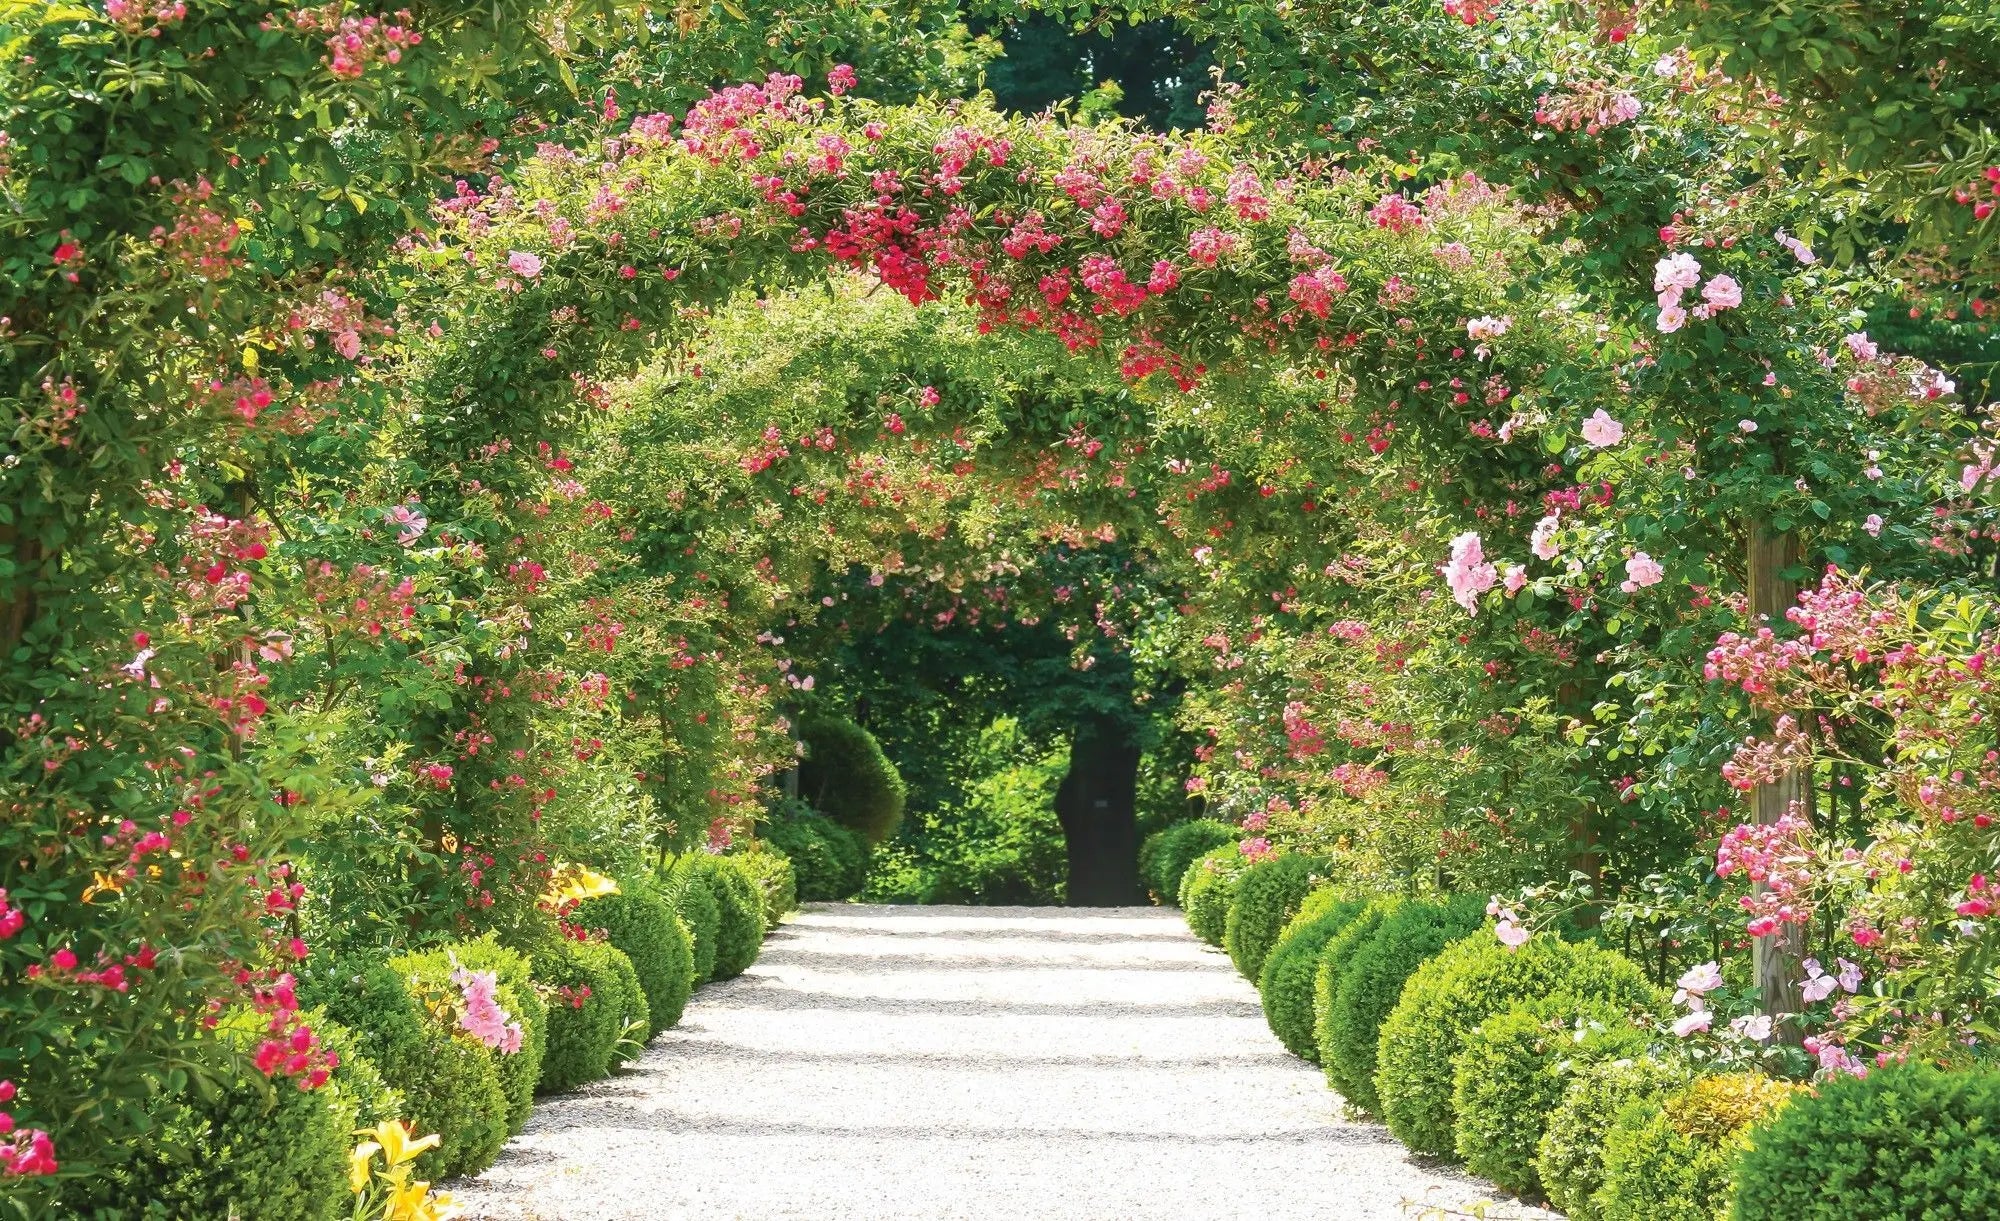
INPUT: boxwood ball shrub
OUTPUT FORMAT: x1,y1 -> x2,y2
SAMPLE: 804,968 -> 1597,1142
1259,891 -> 1370,1060
532,937 -> 634,1092
797,714 -> 908,843
389,938 -> 547,1135
294,951 -> 509,1179
763,805 -> 870,901
1376,932 -> 1659,1157
697,853 -> 768,980
1224,852 -> 1327,980
1312,897 -> 1393,1083
1449,998 -> 1652,1198
579,878 -> 696,1037
1731,1062 -> 2000,1221
313,1013 -> 401,1130
664,856 -> 723,982
602,941 -> 651,1067
737,848 -> 799,927
1320,894 -> 1484,1114
1138,818 -> 1239,902
1180,843 -> 1248,946
1537,1056 -> 1687,1221
1597,1072 -> 1796,1221
132,1009 -> 354,1221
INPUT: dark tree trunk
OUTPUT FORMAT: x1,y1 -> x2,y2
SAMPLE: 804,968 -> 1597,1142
1054,717 -> 1141,905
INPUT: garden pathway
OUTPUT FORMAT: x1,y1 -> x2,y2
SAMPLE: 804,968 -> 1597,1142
453,904 -> 1559,1220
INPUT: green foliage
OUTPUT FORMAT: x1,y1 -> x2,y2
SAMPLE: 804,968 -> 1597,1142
1376,933 -> 1659,1157
1450,999 -> 1652,1198
1179,844 -> 1248,946
664,858 -> 724,983
1598,1073 -> 1797,1221
1259,891 -> 1368,1060
799,715 -> 909,843
579,879 -> 697,1037
1224,853 -> 1326,980
1320,895 -> 1485,1114
694,855 -> 769,980
293,951 -> 509,1179
531,938 -> 634,1093
763,802 -> 871,901
601,943 -> 650,1067
1139,818 -> 1239,902
1537,1056 -> 1687,1221
1732,1063 -> 2000,1221
314,1014 -> 402,1130
736,849 -> 800,927
387,938 -> 547,1135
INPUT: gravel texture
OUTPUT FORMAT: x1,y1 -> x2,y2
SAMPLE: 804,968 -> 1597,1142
453,904 -> 1560,1220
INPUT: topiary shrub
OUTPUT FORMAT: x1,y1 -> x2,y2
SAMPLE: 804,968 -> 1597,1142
388,938 -> 547,1136
1597,1072 -> 1796,1221
663,856 -> 722,982
1138,818 -> 1239,902
138,1011 -> 353,1221
294,951 -> 508,1178
1731,1062 -> 2000,1221
1537,1055 -> 1686,1221
736,848 -> 798,927
1260,891 -> 1369,1060
695,853 -> 767,979
1312,897 -> 1393,1083
797,714 -> 907,843
1376,932 -> 1660,1157
531,937 -> 631,1092
313,1013 -> 401,1130
1450,998 -> 1653,1198
1179,843 -> 1248,946
1320,894 -> 1484,1114
578,877 -> 695,1037
601,940 -> 649,1066
1224,852 -> 1327,980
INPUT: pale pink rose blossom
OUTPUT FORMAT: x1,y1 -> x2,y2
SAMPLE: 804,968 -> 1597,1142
1580,409 -> 1625,448
507,250 -> 543,278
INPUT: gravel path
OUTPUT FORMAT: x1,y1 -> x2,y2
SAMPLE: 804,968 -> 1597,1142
453,904 -> 1559,1220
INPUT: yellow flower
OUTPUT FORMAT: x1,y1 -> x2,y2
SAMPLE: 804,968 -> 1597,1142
347,1140 -> 381,1193
539,862 -> 619,909
388,1181 -> 464,1221
366,1119 -> 441,1169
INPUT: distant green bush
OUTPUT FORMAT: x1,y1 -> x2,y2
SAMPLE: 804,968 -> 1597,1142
736,848 -> 799,926
763,804 -> 870,900
1376,932 -> 1659,1157
1224,853 -> 1326,980
1259,891 -> 1369,1060
798,715 -> 908,843
1139,819 -> 1239,902
1319,894 -> 1484,1114
1179,843 -> 1248,946
1732,1062 -> 2000,1221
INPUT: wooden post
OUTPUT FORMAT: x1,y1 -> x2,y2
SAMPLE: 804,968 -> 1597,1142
1747,521 -> 1808,1028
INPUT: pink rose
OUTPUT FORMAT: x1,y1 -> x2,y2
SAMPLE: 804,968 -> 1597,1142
507,250 -> 543,279
1580,409 -> 1625,448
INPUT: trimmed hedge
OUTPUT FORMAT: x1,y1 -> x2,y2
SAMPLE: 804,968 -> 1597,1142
1376,932 -> 1659,1157
1450,998 -> 1651,1198
295,951 -> 508,1179
389,939 -> 547,1136
764,809 -> 869,901
579,878 -> 696,1036
1179,843 -> 1247,946
1320,894 -> 1484,1114
1732,1062 -> 2000,1221
736,848 -> 799,927
695,853 -> 768,980
1538,1055 -> 1686,1221
1138,818 -> 1239,902
531,937 -> 637,1092
1259,891 -> 1369,1060
665,857 -> 722,982
797,714 -> 907,843
1223,852 -> 1326,980
1597,1072 -> 1796,1221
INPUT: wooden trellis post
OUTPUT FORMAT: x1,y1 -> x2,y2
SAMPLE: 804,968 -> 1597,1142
1747,521 -> 1808,1028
